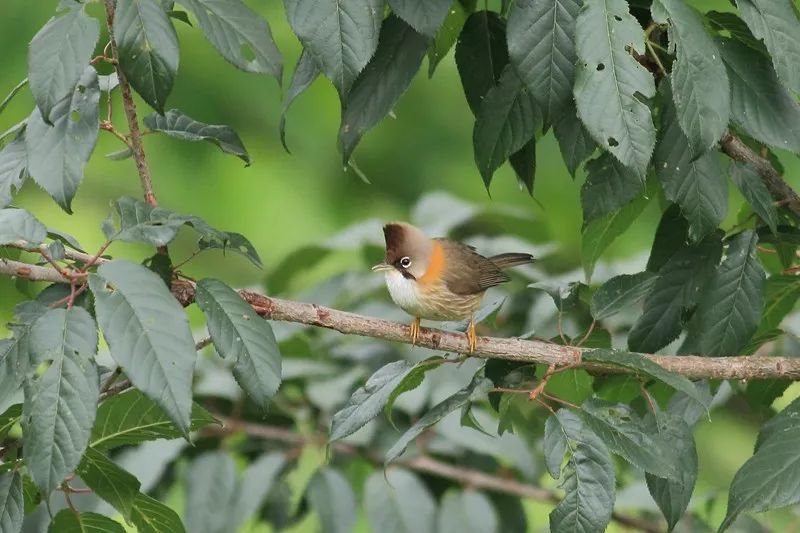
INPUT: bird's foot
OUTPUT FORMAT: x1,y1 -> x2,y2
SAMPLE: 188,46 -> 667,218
466,317 -> 477,353
409,317 -> 421,345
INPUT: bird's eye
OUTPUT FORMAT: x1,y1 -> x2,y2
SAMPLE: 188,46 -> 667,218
400,257 -> 411,268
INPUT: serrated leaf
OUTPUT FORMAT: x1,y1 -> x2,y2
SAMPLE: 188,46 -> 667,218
684,230 -> 765,356
553,102 -> 596,177
590,271 -> 657,320
195,278 -> 281,409
427,2 -> 469,76
28,3 -> 99,122
229,453 -> 286,532
389,0 -> 453,37
0,135 -> 28,209
647,204 -> 689,272
437,490 -> 498,533
530,281 -> 583,312
365,469 -> 436,533
731,162 -> 778,234
0,303 -> 48,392
131,492 -> 186,533
573,0 -> 656,175
757,275 -> 800,333
654,80 -> 727,240
114,0 -> 178,113
339,16 -> 428,164
91,389 -> 216,449
330,360 -> 414,441
77,448 -> 141,522
103,195 -> 204,246
384,356 -> 445,426
23,307 -> 98,494
197,230 -> 262,268
629,233 -> 722,352
736,0 -> 800,96
718,37 -> 800,154
25,66 -> 99,213
652,0 -> 730,152
144,109 -> 250,165
473,65 -> 540,187
548,409 -> 615,533
509,138 -> 536,194
507,0 -> 581,125
0,208 -> 47,245
306,468 -> 357,533
279,50 -> 321,153
48,509 -> 126,533
580,398 -> 679,479
543,415 -> 567,479
385,372 -> 484,463
707,11 -> 765,52
455,11 -> 508,115
184,452 -> 236,533
581,152 -> 644,224
0,471 -> 23,533
89,260 -> 196,434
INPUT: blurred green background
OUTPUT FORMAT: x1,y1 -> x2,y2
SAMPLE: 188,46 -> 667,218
3,0 -> 800,530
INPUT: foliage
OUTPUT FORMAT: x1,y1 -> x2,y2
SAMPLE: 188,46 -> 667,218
1,0 -> 800,532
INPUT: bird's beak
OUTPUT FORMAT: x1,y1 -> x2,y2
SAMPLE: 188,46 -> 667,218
371,262 -> 392,272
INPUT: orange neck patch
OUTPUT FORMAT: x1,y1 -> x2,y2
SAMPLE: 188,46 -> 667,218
418,241 -> 446,285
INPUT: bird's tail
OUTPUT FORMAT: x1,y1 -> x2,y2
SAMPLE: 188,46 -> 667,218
489,253 -> 536,269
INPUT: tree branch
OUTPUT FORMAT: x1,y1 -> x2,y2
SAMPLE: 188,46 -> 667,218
0,258 -> 70,283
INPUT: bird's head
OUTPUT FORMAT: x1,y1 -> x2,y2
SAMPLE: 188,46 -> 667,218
371,222 -> 434,280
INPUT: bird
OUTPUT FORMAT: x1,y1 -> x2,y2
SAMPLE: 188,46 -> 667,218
372,222 -> 535,352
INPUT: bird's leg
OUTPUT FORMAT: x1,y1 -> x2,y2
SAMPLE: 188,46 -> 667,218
409,317 -> 421,345
466,315 -> 477,353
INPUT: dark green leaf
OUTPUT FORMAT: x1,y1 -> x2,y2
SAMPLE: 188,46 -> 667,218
0,208 -> 47,245
330,360 -> 414,441
0,471 -> 23,533
455,11 -> 508,115
573,0 -> 656,175
731,162 -> 778,234
745,380 -> 790,409
25,66 -> 99,213
654,80 -> 727,240
508,138 -> 535,195
0,78 -> 28,117
543,414 -> 567,478
684,230 -> 765,356
385,372 -> 484,463
339,16 -> 428,164
629,233 -> 723,352
427,2 -> 469,76
646,204 -> 689,272
229,453 -> 286,532
437,490 -> 498,533
365,469 -> 436,533
167,9 -> 191,25
114,0 -> 179,113
197,230 -> 262,268
306,467 -> 357,533
548,409 -> 615,533
279,50 -> 321,153
389,0 -> 453,37
707,11 -> 764,52
473,65 -> 540,187
77,448 -> 141,521
553,102 -> 596,177
590,271 -> 656,320
0,404 -> 21,441
736,0 -> 800,95
507,0 -> 581,125
530,281 -> 583,312
89,260 -> 197,434
0,135 -> 28,209
718,37 -> 800,154
195,278 -> 281,409
757,275 -> 800,333
581,152 -> 644,224
23,307 -> 99,493
384,356 -> 445,426
185,452 -> 236,533
652,0 -> 730,152
144,109 -> 250,165
48,509 -> 125,533
131,492 -> 186,533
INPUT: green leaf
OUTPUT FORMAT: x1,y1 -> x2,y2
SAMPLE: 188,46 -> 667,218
647,204 -> 689,273
0,135 -> 28,209
583,349 -> 710,410
102,195 -> 187,246
365,469 -> 436,533
437,490 -> 498,533
48,509 -> 126,533
0,78 -> 28,117
508,138 -> 536,195
25,66 -> 99,213
581,152 -> 644,224
651,0 -> 730,152
114,0 -> 179,113
707,11 -> 765,52
427,2 -> 469,76
654,80 -> 727,240
279,50 -> 321,152
144,109 -> 250,165
197,230 -> 262,268
306,468 -> 357,533
455,11 -> 508,115
0,303 -> 48,392
23,307 -> 99,493
28,3 -> 99,122
507,0 -> 581,125
184,452 -> 236,533
0,471 -> 23,533
543,415 -> 567,479
581,191 -> 650,280
530,281 -> 583,312
385,372 -> 484,463
76,448 -> 141,522
89,260 -> 197,434
553,102 -> 596,177
473,65 -> 540,188
0,208 -> 47,245
548,409 -> 615,533
0,404 -> 21,441
580,398 -> 679,480
195,278 -> 281,409
339,16 -> 428,164
590,271 -> 656,320
731,162 -> 778,234
389,0 -> 453,37
228,453 -> 286,532
91,389 -> 216,449
384,356 -> 445,426
684,230 -> 765,356
736,0 -> 800,95
718,37 -> 800,154
330,360 -> 414,441
131,492 -> 186,533
284,0 -> 381,96
573,0 -> 656,175
628,232 -> 722,352
757,275 -> 800,333
286,445 -> 325,515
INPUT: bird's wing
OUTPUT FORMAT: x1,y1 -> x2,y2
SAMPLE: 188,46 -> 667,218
436,239 -> 510,295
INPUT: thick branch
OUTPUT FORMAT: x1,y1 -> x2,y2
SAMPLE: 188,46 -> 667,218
0,258 -> 70,283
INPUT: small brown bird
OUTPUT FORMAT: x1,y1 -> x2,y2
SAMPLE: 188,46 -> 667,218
372,222 -> 535,352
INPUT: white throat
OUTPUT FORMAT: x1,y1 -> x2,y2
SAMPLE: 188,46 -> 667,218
384,269 -> 423,316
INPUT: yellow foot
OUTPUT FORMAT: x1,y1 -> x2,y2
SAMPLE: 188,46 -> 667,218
466,317 -> 477,353
409,317 -> 421,345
